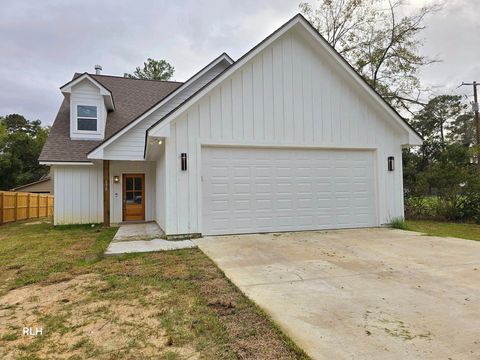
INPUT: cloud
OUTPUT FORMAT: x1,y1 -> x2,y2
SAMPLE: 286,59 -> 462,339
416,0 -> 480,99
0,0 -> 478,125
0,0 -> 298,125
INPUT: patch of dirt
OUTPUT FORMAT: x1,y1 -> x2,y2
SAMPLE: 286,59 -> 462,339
23,221 -> 44,226
0,273 -> 198,360
363,309 -> 433,341
198,262 -> 307,359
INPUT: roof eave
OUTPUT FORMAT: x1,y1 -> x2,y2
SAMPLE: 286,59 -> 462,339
39,161 -> 94,166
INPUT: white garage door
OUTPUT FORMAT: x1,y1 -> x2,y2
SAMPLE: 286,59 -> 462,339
202,147 -> 377,235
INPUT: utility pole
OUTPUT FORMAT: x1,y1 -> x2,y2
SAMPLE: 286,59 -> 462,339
460,81 -> 480,166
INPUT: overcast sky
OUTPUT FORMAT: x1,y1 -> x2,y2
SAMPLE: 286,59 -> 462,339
0,0 -> 478,126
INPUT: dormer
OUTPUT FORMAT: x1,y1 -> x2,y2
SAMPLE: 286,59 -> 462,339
60,73 -> 115,140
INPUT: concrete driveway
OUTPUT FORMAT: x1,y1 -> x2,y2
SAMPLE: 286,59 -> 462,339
195,228 -> 479,359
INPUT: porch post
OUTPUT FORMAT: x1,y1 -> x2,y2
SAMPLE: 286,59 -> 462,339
103,160 -> 110,227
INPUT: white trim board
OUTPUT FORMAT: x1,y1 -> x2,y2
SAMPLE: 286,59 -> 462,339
40,161 -> 94,166
198,140 -> 378,151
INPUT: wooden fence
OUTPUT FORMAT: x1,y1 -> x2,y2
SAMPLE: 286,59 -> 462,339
0,191 -> 54,225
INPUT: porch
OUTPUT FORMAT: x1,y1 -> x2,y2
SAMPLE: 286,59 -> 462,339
105,222 -> 196,255
111,221 -> 165,241
104,160 -> 162,226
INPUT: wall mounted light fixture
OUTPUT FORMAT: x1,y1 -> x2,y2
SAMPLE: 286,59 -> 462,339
181,153 -> 187,171
113,175 -> 120,183
388,156 -> 395,171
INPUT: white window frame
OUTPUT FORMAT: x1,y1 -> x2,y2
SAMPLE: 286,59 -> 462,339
70,98 -> 104,139
76,104 -> 98,132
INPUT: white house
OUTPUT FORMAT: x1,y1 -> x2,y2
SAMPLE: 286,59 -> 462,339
39,14 -> 422,237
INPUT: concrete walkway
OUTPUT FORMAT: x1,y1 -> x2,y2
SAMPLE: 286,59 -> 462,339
105,222 -> 196,255
112,222 -> 165,242
195,228 -> 480,360
106,238 -> 196,255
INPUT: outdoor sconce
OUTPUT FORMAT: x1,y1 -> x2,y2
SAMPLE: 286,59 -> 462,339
388,156 -> 395,171
113,175 -> 120,183
181,153 -> 187,171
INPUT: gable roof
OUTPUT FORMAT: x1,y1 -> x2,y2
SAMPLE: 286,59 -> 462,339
146,13 -> 423,148
87,53 -> 234,159
60,73 -> 115,110
39,75 -> 182,163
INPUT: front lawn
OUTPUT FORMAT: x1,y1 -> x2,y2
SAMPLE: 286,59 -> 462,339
406,220 -> 480,242
0,220 -> 308,359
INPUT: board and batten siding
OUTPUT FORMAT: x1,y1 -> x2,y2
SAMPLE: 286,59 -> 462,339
102,63 -> 230,161
53,161 -> 156,225
52,164 -> 103,225
162,29 -> 408,235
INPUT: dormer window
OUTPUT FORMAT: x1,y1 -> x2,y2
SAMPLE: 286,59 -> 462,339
63,75 -> 111,140
77,105 -> 98,131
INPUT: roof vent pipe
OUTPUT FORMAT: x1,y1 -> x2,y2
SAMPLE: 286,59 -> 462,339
94,65 -> 102,75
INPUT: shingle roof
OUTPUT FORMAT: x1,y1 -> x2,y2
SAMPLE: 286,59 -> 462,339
39,74 -> 182,162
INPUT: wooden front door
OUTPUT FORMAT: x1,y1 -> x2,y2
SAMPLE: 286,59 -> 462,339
123,174 -> 145,221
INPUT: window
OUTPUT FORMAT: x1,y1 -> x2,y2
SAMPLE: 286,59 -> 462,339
77,105 -> 97,131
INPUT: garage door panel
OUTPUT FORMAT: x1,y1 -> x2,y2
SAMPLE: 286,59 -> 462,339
233,167 -> 250,177
202,147 -> 377,235
256,199 -> 273,210
211,183 -> 228,194
211,199 -> 229,211
276,167 -> 293,177
275,199 -> 294,210
255,183 -> 273,193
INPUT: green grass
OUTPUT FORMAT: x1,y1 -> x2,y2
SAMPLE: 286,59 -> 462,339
0,220 -> 309,359
406,220 -> 480,242
389,217 -> 410,230
0,221 -> 117,292
1,333 -> 18,341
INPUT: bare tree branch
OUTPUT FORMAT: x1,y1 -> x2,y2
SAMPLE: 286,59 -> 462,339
300,0 -> 442,115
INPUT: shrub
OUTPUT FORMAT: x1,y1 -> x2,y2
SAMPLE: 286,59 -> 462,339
405,195 -> 480,224
403,143 -> 480,224
405,196 -> 438,220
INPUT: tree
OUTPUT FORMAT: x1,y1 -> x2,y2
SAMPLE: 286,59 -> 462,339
299,0 -> 377,55
411,95 -> 466,145
402,92 -> 480,222
447,113 -> 476,146
124,58 -> 174,81
299,0 -> 440,113
0,114 -> 49,190
0,119 -> 6,145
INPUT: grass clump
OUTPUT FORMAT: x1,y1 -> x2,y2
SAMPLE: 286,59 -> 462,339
389,217 -> 410,230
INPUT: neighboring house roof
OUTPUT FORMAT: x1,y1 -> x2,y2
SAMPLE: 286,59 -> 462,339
146,13 -> 422,146
39,75 -> 182,162
11,177 -> 52,193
